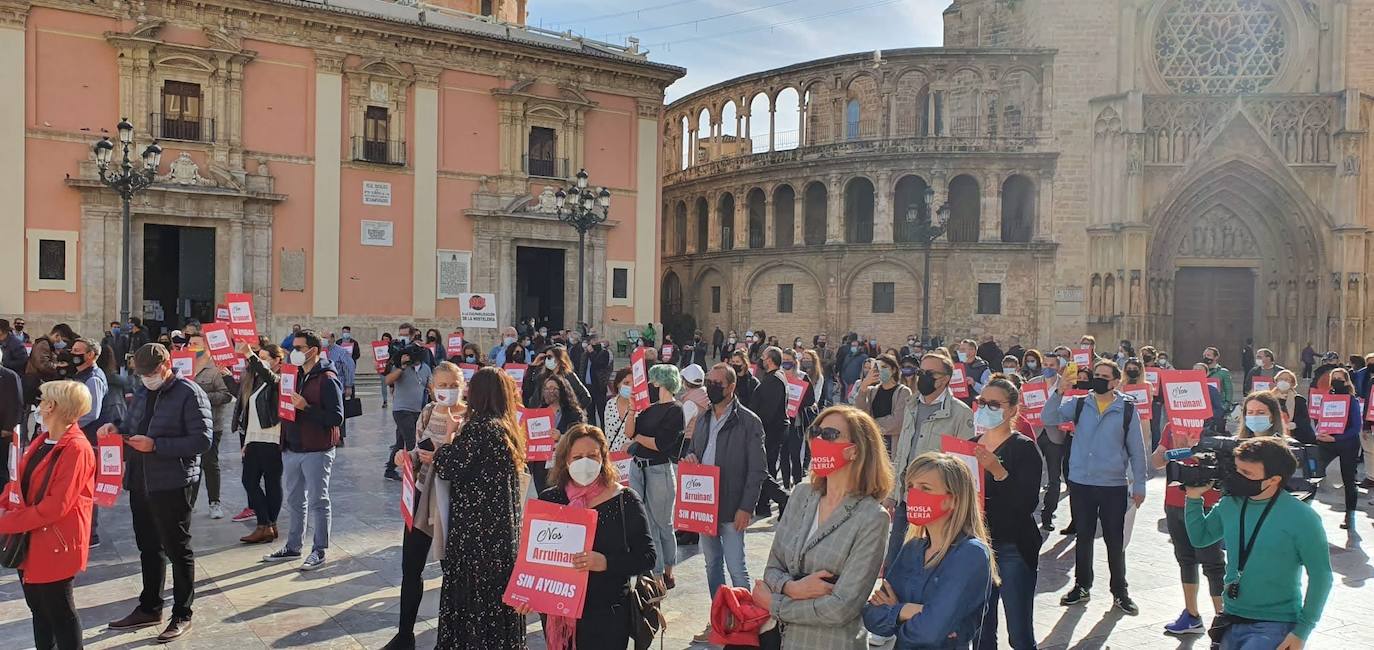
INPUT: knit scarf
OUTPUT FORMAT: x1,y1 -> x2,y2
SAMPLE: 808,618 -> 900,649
545,479 -> 609,650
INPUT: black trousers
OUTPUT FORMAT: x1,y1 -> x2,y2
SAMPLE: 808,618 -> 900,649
1067,481 -> 1129,596
242,442 -> 283,526
398,527 -> 433,635
1038,435 -> 1067,524
20,576 -> 82,650
202,427 -> 222,504
386,410 -> 421,471
1318,440 -> 1360,512
781,422 -> 806,488
130,483 -> 198,619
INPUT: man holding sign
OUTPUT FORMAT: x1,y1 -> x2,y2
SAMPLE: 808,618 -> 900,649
1314,369 -> 1362,529
1041,359 -> 1148,615
685,363 -> 766,627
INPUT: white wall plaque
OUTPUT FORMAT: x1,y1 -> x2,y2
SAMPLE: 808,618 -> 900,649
361,220 -> 394,247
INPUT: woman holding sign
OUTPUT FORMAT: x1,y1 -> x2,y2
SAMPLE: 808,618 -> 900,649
384,362 -> 466,650
863,452 -> 997,648
0,380 -> 96,650
525,424 -> 656,649
432,367 -> 526,649
751,405 -> 892,648
187,335 -> 235,520
529,375 -> 587,493
1315,367 -> 1362,529
233,342 -> 283,545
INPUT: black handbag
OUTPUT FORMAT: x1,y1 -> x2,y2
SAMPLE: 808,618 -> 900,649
0,447 -> 64,569
621,495 -> 667,650
343,397 -> 363,419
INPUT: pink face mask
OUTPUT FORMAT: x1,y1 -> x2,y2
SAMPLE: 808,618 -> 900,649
808,438 -> 855,477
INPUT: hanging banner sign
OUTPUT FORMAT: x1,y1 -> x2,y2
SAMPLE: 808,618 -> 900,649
630,347 -> 651,411
522,407 -> 556,462
278,364 -> 298,422
673,462 -> 720,535
502,499 -> 598,619
93,432 -> 124,508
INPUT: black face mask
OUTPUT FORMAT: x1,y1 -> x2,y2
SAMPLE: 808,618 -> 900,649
732,364 -> 747,376
1367,362 -> 1374,373
1202,357 -> 1215,366
1331,380 -> 1350,394
706,381 -> 728,405
1223,472 -> 1266,497
1090,377 -> 1112,394
1126,369 -> 1141,381
916,373 -> 939,396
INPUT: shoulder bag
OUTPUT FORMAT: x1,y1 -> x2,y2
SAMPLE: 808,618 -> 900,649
620,493 -> 667,650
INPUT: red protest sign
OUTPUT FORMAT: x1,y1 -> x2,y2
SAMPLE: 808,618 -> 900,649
230,355 -> 246,383
504,363 -> 528,385
170,350 -> 195,378
630,347 -> 651,411
1122,383 -> 1152,422
6,427 -> 21,507
950,363 -> 970,399
202,323 -> 238,367
1072,347 -> 1093,367
94,432 -> 124,508
399,451 -> 415,530
1020,379 -> 1049,429
941,436 -> 984,501
458,363 -> 478,383
1367,386 -> 1374,421
1316,394 -> 1351,435
784,374 -> 809,419
214,304 -> 230,323
609,451 -> 633,487
278,364 -> 298,422
1160,369 -> 1211,437
661,344 -> 674,362
372,341 -> 390,374
1205,377 -> 1220,393
1145,369 -> 1160,386
522,407 -> 556,462
1307,391 -> 1322,420
502,499 -> 598,618
1252,378 -> 1274,392
446,333 -> 464,358
673,462 -> 720,534
225,292 -> 258,343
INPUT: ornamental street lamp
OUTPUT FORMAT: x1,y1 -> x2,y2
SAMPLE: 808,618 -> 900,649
905,185 -> 952,347
555,169 -> 611,332
94,118 -> 162,326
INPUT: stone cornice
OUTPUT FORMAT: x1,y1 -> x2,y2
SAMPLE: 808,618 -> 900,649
0,0 -> 28,28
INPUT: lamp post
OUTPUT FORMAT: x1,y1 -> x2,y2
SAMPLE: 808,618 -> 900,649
555,169 -> 611,332
905,185 -> 951,347
94,118 -> 162,326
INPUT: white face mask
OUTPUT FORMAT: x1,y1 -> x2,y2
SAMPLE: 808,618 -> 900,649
289,350 -> 307,366
141,373 -> 166,391
544,358 -> 558,371
434,388 -> 460,405
568,457 -> 602,487
1276,380 -> 1293,392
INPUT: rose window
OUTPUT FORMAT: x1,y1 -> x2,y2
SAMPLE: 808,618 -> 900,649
1154,0 -> 1288,94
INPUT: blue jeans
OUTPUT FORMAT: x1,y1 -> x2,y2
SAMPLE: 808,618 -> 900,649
629,461 -> 677,574
978,543 -> 1038,650
282,448 -> 335,554
1222,621 -> 1295,650
701,520 -> 749,604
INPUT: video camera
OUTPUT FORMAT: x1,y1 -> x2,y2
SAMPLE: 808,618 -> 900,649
1165,435 -> 1326,500
398,343 -> 427,365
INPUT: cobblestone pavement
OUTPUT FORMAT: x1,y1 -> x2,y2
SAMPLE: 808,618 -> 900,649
2,380 -> 1371,649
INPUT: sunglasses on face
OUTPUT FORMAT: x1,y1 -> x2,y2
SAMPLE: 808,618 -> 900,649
807,426 -> 842,441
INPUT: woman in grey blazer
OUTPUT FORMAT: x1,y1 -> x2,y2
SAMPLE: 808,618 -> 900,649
751,405 -> 894,649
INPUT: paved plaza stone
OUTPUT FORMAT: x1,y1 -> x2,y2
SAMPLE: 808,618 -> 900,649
2,379 -> 1371,649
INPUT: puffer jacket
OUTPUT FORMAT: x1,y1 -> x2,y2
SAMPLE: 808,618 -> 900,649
118,375 -> 214,492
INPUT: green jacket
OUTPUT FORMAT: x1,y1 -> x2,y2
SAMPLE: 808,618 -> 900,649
1184,491 -> 1332,639
1207,365 -> 1234,407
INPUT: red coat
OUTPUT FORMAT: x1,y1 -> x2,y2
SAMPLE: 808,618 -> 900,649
0,423 -> 95,584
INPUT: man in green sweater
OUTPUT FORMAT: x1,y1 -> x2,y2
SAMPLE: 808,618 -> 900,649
1202,346 -> 1234,410
1184,437 -> 1332,650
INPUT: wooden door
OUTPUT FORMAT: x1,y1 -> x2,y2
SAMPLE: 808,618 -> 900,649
1172,267 -> 1254,368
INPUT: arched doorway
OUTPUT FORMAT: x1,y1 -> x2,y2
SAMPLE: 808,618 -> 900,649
1148,160 -> 1328,364
845,177 -> 875,244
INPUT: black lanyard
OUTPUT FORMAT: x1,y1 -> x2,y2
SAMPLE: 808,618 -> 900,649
1236,495 -> 1278,578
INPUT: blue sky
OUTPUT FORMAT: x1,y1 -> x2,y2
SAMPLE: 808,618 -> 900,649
529,0 -> 949,101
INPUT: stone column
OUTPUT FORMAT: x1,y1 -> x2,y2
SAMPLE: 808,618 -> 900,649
412,66 -> 441,319
874,171 -> 894,243
793,190 -> 806,246
733,188 -> 749,250
1035,170 -> 1054,241
763,194 -> 776,248
982,171 -> 1002,242
229,219 -> 245,293
768,108 -> 776,152
0,12 -> 24,313
707,193 -> 721,252
311,51 -> 345,317
826,174 -> 844,244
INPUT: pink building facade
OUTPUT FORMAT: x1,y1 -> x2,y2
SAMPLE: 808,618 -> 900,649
0,0 -> 683,342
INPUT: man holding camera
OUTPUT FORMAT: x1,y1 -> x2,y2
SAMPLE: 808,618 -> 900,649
1183,437 -> 1332,650
383,340 -> 431,481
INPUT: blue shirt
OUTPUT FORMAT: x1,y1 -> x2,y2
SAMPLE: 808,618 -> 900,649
1041,389 -> 1148,496
326,343 -> 356,387
77,365 -> 107,427
863,535 -> 992,648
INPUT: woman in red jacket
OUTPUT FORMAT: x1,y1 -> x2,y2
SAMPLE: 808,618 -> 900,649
0,379 -> 96,650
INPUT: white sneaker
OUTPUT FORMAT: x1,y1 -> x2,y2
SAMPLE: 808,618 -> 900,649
208,502 -> 224,520
868,631 -> 892,646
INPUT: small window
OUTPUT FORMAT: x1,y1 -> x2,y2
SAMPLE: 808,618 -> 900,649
481,0 -> 493,15
612,268 -> 629,299
161,81 -> 203,141
846,99 -> 861,140
711,286 -> 721,313
777,284 -> 793,314
38,240 -> 66,281
872,282 -> 895,314
977,283 -> 1002,314
528,127 -> 558,177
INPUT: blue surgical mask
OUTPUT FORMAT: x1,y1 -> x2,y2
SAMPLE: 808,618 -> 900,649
974,406 -> 1005,430
957,351 -> 970,363
1244,415 -> 1272,433
503,336 -> 516,346
781,361 -> 795,371
851,345 -> 859,353
878,366 -> 893,384
53,341 -> 67,350
618,385 -> 633,399
341,332 -> 351,340
1043,367 -> 1056,378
